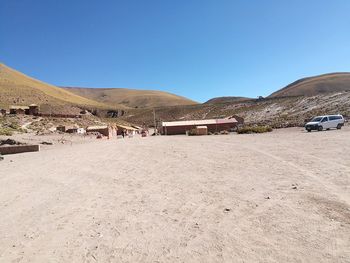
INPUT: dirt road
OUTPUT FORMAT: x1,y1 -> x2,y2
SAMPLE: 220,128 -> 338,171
1,128 -> 349,262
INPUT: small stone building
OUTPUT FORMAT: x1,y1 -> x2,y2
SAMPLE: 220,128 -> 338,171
86,125 -> 117,137
29,104 -> 39,115
9,106 -> 29,115
195,126 -> 208,135
77,128 -> 86,134
56,126 -> 66,132
9,105 -> 39,115
116,125 -> 138,136
66,128 -> 78,134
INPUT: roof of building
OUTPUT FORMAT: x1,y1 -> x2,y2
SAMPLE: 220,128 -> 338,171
29,104 -> 38,107
216,118 -> 238,124
162,118 -> 237,127
116,124 -> 138,130
9,105 -> 29,110
86,125 -> 108,130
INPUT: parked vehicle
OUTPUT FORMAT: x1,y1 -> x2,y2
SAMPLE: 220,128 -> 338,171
305,115 -> 344,132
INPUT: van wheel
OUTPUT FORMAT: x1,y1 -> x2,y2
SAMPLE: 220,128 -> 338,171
318,126 -> 323,131
337,124 -> 342,130
307,129 -> 311,132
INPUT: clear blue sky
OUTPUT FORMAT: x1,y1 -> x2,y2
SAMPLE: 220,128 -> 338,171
1,0 -> 350,102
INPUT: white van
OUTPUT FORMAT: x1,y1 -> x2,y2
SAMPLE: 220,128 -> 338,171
305,115 -> 345,132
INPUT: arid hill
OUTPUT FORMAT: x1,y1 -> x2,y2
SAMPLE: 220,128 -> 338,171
269,72 -> 350,97
119,72 -> 350,127
0,63 -> 106,112
120,92 -> 350,128
62,87 -> 198,108
0,63 -> 195,114
2,63 -> 349,128
205,96 -> 252,104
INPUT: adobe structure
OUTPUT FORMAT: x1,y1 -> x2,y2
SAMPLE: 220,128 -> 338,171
86,125 -> 117,137
9,106 -> 29,115
161,117 -> 243,135
8,104 -> 83,119
9,104 -> 39,115
29,104 -> 39,115
116,124 -> 138,135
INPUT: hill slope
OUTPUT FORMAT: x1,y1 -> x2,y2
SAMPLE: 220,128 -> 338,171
205,96 -> 252,104
0,63 -> 105,110
120,92 -> 350,128
269,72 -> 350,97
63,87 -> 198,108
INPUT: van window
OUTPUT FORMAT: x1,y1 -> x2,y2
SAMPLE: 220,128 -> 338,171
311,117 -> 322,122
329,116 -> 336,121
321,117 -> 328,122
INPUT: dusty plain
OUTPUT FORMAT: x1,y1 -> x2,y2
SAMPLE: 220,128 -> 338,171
0,127 -> 350,262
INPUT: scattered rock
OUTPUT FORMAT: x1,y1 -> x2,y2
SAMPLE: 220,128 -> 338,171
40,141 -> 53,145
265,196 -> 270,200
224,208 -> 231,212
0,139 -> 24,146
292,186 -> 298,190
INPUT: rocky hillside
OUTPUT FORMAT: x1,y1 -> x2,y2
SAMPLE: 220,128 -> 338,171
119,92 -> 350,128
205,96 -> 251,104
2,63 -> 350,129
269,73 -> 350,97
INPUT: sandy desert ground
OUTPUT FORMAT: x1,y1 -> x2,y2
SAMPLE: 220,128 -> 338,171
0,127 -> 350,262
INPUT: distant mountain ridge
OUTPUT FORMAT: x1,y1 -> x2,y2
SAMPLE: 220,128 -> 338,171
62,87 -> 198,108
205,96 -> 252,104
2,62 -> 350,119
203,73 -> 350,106
269,72 -> 350,97
0,63 -> 197,111
0,63 -> 105,111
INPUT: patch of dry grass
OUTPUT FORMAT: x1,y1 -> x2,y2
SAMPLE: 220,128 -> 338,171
237,125 -> 273,134
0,116 -> 23,135
0,63 -> 106,109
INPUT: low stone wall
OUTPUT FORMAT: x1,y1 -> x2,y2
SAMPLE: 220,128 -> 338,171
0,145 -> 40,155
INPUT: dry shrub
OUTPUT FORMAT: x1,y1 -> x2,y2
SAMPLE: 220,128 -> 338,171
0,127 -> 13,136
220,130 -> 229,135
0,117 -> 22,135
187,128 -> 197,136
237,125 -> 273,134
